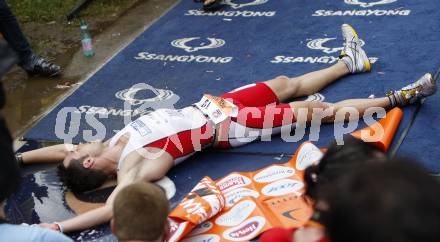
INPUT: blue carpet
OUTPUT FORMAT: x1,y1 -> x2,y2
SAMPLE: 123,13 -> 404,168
24,1 -> 439,172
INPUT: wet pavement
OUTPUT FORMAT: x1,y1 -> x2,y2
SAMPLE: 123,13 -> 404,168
2,0 -> 178,140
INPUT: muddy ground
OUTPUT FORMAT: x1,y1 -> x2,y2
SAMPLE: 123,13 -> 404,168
2,0 -> 177,139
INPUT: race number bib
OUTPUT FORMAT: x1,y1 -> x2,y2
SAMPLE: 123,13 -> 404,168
195,95 -> 238,125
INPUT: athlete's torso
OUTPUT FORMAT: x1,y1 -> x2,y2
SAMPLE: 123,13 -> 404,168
109,106 -> 210,169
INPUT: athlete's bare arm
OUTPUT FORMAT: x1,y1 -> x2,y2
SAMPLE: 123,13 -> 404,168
20,138 -> 113,165
20,144 -> 76,164
43,147 -> 174,233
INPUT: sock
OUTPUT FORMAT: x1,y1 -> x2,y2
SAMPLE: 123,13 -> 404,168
387,90 -> 407,107
339,57 -> 353,73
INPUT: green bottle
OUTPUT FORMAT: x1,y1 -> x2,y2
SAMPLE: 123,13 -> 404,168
80,20 -> 94,58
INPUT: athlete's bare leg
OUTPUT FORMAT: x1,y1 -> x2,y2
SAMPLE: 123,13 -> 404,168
289,72 -> 437,122
264,61 -> 350,103
290,97 -> 390,123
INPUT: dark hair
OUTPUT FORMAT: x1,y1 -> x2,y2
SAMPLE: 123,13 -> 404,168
318,160 -> 440,242
304,136 -> 386,198
57,156 -> 107,193
0,117 -> 21,203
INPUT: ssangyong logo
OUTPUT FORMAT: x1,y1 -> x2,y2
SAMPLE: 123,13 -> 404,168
223,216 -> 266,241
344,0 -> 397,8
223,0 -> 268,9
307,38 -> 365,54
270,37 -> 378,65
171,37 -> 225,53
135,37 -> 233,64
185,0 -> 275,18
75,83 -> 179,118
312,0 -> 410,17
304,93 -> 325,102
115,85 -> 177,105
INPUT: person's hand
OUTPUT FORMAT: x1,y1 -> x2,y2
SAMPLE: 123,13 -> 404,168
39,222 -> 63,233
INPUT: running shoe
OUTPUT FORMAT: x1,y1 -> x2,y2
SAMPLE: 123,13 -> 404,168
387,73 -> 437,106
339,24 -> 371,74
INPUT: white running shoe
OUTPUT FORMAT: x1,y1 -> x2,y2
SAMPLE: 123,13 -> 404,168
388,73 -> 437,106
339,24 -> 371,74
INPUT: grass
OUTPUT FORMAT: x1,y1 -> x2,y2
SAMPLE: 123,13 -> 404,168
6,0 -> 139,55
8,0 -> 139,23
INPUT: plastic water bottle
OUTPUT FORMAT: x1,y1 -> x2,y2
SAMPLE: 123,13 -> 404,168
80,20 -> 94,58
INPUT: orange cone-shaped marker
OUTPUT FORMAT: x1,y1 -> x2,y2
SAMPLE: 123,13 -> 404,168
351,107 -> 403,151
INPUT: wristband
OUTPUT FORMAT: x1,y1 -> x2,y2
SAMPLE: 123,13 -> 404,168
15,153 -> 24,167
53,222 -> 63,233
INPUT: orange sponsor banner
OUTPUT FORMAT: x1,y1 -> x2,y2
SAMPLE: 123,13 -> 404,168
168,142 -> 323,242
168,177 -> 225,242
169,108 -> 403,241
351,107 -> 403,151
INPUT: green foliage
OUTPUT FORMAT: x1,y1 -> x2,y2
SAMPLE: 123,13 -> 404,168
7,0 -> 138,23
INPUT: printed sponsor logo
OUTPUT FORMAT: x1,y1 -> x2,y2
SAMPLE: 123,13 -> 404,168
135,37 -> 233,64
224,188 -> 260,207
75,105 -> 149,117
188,222 -> 214,236
307,38 -> 365,54
253,165 -> 295,183
185,9 -> 275,17
171,37 -> 225,53
261,179 -> 304,196
215,200 -> 256,227
296,143 -> 323,171
168,222 -> 187,242
312,0 -> 411,17
217,174 -> 252,193
130,119 -> 151,136
185,0 -> 275,18
223,216 -> 266,241
345,0 -> 397,8
282,208 -> 301,220
304,93 -> 325,102
223,0 -> 268,9
270,37 -> 378,65
115,86 -> 176,105
182,234 -> 220,242
74,84 -> 179,118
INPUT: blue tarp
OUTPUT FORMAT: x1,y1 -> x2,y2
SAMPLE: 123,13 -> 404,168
24,1 -> 439,172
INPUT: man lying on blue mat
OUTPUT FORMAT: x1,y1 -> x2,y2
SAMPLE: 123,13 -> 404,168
16,24 -> 437,233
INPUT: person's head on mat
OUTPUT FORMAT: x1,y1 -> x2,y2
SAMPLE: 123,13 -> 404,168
304,135 -> 387,199
315,160 -> 440,242
111,181 -> 169,242
57,141 -> 110,193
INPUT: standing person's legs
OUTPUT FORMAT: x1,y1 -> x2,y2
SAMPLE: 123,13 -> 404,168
0,0 -> 61,76
0,0 -> 33,62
